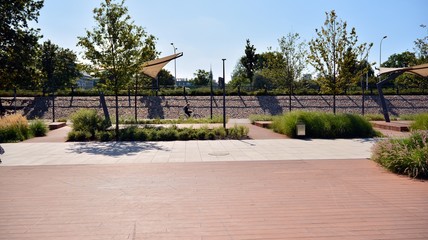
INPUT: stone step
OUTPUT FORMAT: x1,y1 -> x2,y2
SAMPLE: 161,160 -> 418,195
48,122 -> 67,130
370,121 -> 411,132
253,121 -> 272,128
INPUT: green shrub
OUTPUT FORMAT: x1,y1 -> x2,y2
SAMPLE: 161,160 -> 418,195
372,131 -> 428,179
364,114 -> 385,121
213,127 -> 227,139
272,111 -> 377,138
249,114 -> 274,123
56,118 -> 68,123
227,125 -> 249,139
157,128 -> 178,141
29,119 -> 48,137
178,128 -> 193,140
134,129 -> 148,141
119,126 -> 138,141
67,130 -> 92,141
70,109 -> 107,139
397,114 -> 417,121
67,124 -> 246,142
206,131 -> 216,140
411,113 -> 428,130
96,130 -> 114,142
0,114 -> 30,142
147,129 -> 158,141
193,128 -> 208,140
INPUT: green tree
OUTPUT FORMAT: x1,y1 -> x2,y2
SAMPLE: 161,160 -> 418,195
157,69 -> 174,87
240,39 -> 258,87
77,0 -> 157,138
39,40 -> 80,95
414,24 -> 428,64
308,10 -> 372,113
191,69 -> 210,86
356,59 -> 376,91
340,47 -> 359,93
255,51 -> 286,89
229,61 -> 250,89
383,51 -> 418,68
0,0 -> 44,90
383,51 -> 422,92
278,32 -> 307,109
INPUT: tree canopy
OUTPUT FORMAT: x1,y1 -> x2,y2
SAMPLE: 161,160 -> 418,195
308,10 -> 372,95
191,69 -> 210,86
38,40 -> 80,95
77,0 -> 158,93
157,69 -> 175,86
0,0 -> 44,89
240,39 -> 258,86
278,32 -> 307,90
414,24 -> 428,64
77,0 -> 158,138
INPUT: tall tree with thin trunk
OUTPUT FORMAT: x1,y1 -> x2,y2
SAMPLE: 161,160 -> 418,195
308,10 -> 372,114
77,0 -> 157,139
240,39 -> 258,87
278,32 -> 307,111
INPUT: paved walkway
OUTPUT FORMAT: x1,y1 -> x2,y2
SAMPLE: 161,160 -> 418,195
0,119 -> 427,239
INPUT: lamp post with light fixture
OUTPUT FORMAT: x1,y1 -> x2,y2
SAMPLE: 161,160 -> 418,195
170,43 -> 177,83
379,36 -> 387,69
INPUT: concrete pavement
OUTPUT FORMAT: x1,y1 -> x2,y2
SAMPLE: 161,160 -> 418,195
0,138 -> 376,166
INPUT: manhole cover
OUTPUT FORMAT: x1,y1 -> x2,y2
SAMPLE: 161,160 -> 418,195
208,151 -> 230,156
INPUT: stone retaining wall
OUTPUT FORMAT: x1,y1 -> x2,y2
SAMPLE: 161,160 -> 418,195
2,95 -> 428,120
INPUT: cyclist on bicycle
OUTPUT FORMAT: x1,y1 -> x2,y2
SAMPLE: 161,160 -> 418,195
183,103 -> 193,117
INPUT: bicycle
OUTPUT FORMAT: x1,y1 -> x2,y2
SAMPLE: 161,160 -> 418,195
182,111 -> 201,119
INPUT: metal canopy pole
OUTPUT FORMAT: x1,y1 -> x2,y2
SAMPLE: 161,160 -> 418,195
376,71 -> 403,122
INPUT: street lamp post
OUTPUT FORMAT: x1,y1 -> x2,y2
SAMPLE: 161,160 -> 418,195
222,59 -> 226,129
379,36 -> 387,69
171,43 -> 177,83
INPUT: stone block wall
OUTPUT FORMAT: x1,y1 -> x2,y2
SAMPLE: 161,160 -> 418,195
2,95 -> 427,120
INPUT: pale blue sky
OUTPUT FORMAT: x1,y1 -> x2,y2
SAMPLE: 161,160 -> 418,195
34,0 -> 427,81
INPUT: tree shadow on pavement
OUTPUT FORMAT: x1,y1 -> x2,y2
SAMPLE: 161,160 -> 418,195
67,141 -> 169,157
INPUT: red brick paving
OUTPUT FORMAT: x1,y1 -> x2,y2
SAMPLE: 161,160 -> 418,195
241,123 -> 288,140
1,160 -> 427,239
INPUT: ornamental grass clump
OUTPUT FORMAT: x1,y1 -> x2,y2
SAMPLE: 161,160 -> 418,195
411,113 -> 428,130
271,111 -> 377,138
0,114 -> 30,142
29,119 -> 48,137
69,109 -> 108,140
372,131 -> 428,179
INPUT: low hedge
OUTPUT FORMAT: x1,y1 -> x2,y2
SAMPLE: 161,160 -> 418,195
68,124 -> 247,142
372,131 -> 428,179
271,111 -> 378,138
68,109 -> 247,142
